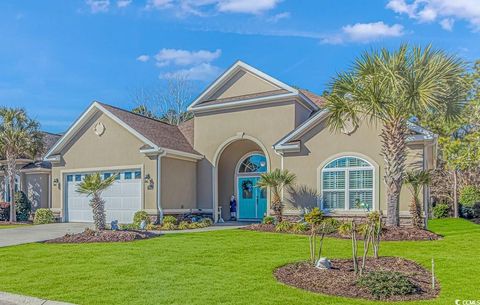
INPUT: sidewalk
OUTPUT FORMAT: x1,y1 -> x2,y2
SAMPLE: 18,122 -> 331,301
0,292 -> 75,305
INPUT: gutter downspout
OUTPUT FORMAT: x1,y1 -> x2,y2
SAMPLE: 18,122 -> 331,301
157,152 -> 166,224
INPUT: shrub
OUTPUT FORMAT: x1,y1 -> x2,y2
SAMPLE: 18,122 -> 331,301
460,205 -> 474,219
275,221 -> 293,232
33,209 -> 55,224
262,216 -> 275,225
133,210 -> 151,228
356,271 -> 417,299
119,223 -> 138,230
15,191 -> 31,222
200,217 -> 213,226
433,203 -> 450,219
178,221 -> 190,230
146,223 -> 159,231
291,222 -> 309,233
188,222 -> 202,229
162,222 -> 177,230
0,202 -> 10,221
459,186 -> 480,208
304,208 -> 323,226
472,202 -> 480,218
163,215 -> 177,225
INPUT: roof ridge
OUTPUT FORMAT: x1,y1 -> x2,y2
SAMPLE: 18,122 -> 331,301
97,101 -> 178,128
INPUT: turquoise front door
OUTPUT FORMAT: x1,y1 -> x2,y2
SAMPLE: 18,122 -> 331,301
238,177 -> 267,220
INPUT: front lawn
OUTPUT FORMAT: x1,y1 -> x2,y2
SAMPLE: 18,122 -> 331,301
0,219 -> 478,305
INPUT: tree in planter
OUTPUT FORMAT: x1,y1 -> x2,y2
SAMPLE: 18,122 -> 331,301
0,108 -> 43,222
325,45 -> 468,226
76,173 -> 117,231
339,220 -> 359,275
304,208 -> 323,265
257,168 -> 296,222
404,170 -> 431,228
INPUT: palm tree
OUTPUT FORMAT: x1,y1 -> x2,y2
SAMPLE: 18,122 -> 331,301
0,108 -> 43,222
404,170 -> 431,228
76,173 -> 117,231
257,168 -> 296,222
325,45 -> 467,226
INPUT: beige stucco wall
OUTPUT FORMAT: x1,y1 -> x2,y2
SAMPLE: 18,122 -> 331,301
283,119 -> 427,214
194,101 -> 299,209
50,111 -> 158,218
161,157 -> 197,211
209,70 -> 280,100
25,173 -> 50,210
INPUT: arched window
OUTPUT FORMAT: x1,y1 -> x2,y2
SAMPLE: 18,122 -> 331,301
321,156 -> 374,210
238,153 -> 267,174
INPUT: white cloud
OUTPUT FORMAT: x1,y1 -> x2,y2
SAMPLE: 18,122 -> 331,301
322,21 -> 404,44
217,0 -> 280,14
267,11 -> 290,23
160,63 -> 222,80
85,0 -> 110,13
145,0 -> 173,10
117,0 -> 132,8
136,55 -> 150,62
154,48 -> 221,66
145,0 -> 280,15
139,48 -> 223,82
386,0 -> 480,31
440,18 -> 455,31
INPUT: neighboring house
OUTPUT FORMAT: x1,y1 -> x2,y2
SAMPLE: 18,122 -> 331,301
0,132 -> 62,211
44,61 -> 436,224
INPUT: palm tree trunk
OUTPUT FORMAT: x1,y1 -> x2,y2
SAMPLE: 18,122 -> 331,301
381,120 -> 407,227
91,194 -> 106,231
453,170 -> 458,218
6,153 -> 17,222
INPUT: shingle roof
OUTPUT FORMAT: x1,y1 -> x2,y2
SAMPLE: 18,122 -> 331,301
299,89 -> 326,108
99,103 -> 200,156
41,132 -> 62,157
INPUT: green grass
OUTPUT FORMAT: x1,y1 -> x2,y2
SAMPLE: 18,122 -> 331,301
0,224 -> 30,229
0,218 -> 478,305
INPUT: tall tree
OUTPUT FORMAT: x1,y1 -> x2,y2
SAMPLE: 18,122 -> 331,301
325,45 -> 468,226
131,75 -> 195,125
76,173 -> 117,231
0,108 -> 43,222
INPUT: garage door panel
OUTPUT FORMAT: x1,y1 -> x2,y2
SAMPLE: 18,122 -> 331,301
65,169 -> 142,223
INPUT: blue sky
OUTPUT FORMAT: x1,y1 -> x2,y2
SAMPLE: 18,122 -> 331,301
0,0 -> 479,133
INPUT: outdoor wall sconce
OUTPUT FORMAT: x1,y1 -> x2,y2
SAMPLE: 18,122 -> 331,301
144,174 -> 151,183
144,174 -> 154,190
53,178 -> 59,186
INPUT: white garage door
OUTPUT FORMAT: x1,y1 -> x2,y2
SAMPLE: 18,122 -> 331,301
65,170 -> 142,223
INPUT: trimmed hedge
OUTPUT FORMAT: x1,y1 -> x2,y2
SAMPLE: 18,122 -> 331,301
33,209 -> 55,224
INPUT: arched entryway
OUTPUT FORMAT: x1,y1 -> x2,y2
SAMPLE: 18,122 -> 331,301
213,136 -> 270,222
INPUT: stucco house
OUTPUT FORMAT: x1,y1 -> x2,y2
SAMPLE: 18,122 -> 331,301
43,61 -> 436,224
0,132 -> 62,212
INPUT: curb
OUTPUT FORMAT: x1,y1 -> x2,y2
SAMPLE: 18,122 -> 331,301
0,292 -> 75,305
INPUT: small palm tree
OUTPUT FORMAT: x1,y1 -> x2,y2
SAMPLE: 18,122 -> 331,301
0,108 -> 43,222
76,173 -> 117,231
257,169 -> 296,222
404,170 -> 431,228
325,45 -> 467,226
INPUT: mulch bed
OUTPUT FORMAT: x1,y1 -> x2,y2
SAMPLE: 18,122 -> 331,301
45,229 -> 160,243
243,224 -> 440,241
275,257 -> 439,301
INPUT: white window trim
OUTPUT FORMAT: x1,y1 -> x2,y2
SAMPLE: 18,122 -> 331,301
320,156 -> 375,211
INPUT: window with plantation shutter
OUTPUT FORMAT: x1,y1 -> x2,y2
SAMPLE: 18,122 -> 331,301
321,157 -> 375,210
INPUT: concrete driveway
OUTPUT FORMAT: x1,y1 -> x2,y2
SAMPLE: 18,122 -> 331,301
0,223 -> 92,248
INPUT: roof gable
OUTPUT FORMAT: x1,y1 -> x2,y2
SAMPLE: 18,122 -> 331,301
188,61 -> 319,112
45,102 -> 201,160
